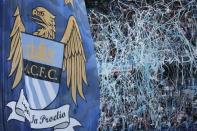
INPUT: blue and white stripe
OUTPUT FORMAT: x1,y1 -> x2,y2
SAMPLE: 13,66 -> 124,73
24,75 -> 59,109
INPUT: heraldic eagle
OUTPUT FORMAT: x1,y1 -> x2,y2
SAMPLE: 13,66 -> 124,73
8,4 -> 87,104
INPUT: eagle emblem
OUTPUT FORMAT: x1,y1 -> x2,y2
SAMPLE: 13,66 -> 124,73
8,3 -> 87,104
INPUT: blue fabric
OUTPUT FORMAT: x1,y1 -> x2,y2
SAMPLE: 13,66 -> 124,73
1,0 -> 100,131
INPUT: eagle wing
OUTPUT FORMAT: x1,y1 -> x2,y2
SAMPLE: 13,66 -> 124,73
61,16 -> 87,104
8,7 -> 25,89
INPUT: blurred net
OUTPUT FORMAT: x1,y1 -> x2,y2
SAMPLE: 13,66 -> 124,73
88,0 -> 197,130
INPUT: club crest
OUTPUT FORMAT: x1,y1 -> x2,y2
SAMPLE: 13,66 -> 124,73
9,6 -> 87,104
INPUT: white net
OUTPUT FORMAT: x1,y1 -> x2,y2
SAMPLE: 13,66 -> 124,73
89,0 -> 197,130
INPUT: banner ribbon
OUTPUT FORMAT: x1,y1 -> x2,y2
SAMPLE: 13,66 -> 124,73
6,90 -> 81,131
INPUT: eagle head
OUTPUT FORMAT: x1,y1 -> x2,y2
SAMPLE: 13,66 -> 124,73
32,7 -> 56,39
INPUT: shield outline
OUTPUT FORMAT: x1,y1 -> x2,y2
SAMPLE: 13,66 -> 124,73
21,33 -> 64,109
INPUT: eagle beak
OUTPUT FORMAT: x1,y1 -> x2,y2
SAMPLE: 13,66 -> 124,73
32,9 -> 42,23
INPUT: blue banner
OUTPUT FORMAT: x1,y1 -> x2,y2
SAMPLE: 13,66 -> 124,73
1,1 -> 99,131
